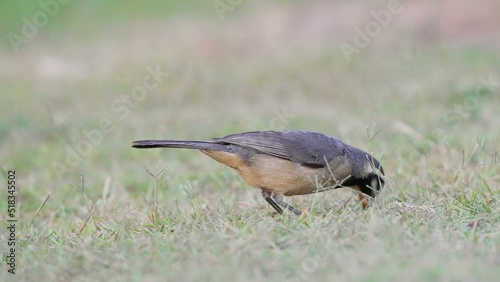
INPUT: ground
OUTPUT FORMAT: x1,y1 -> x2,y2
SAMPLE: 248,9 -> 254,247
0,1 -> 499,281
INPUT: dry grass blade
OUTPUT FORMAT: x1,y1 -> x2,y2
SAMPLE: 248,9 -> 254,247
23,192 -> 51,234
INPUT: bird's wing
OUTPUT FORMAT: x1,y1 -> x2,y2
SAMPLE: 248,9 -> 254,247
215,131 -> 347,167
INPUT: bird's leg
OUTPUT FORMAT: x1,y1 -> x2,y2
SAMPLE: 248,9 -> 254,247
262,190 -> 301,216
273,192 -> 302,216
262,190 -> 283,214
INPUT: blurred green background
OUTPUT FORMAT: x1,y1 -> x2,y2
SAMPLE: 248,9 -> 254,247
0,0 -> 209,38
0,0 -> 499,281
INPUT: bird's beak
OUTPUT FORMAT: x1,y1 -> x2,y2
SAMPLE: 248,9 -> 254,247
352,185 -> 369,209
358,194 -> 369,209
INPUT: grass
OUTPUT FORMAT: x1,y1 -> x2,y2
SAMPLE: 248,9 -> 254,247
1,1 -> 499,281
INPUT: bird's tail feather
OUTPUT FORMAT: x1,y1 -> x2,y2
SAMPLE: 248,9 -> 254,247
132,140 -> 228,151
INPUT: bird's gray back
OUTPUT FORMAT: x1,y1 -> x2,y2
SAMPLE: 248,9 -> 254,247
215,130 -> 348,167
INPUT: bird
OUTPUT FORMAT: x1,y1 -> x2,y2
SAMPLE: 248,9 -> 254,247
132,130 -> 385,215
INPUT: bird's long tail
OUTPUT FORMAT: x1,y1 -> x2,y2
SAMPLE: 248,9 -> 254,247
132,140 -> 228,151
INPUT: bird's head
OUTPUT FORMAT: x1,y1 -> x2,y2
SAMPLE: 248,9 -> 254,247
363,156 -> 385,198
345,153 -> 385,200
